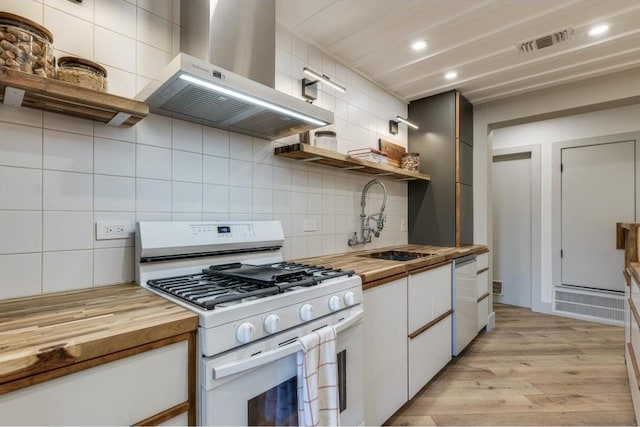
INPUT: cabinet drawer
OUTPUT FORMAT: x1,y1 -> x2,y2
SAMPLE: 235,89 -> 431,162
477,253 -> 489,271
408,263 -> 452,333
477,271 -> 489,298
408,315 -> 452,399
0,340 -> 189,425
477,297 -> 489,332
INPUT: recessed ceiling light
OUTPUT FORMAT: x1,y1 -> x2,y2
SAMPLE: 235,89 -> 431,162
411,40 -> 427,51
445,71 -> 458,80
588,24 -> 609,37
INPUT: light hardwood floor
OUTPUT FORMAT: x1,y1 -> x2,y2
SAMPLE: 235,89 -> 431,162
386,303 -> 636,426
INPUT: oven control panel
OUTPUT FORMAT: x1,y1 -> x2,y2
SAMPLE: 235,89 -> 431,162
189,224 -> 255,239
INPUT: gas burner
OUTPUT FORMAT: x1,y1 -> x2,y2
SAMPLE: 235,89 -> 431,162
147,261 -> 353,311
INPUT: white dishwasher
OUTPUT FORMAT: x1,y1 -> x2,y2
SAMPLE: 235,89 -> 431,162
452,255 -> 478,356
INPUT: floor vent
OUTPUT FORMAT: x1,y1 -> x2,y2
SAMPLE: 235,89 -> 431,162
554,285 -> 624,324
493,280 -> 503,296
518,28 -> 573,53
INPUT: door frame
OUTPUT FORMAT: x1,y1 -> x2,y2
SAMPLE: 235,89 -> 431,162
492,145 -> 541,312
551,131 -> 640,290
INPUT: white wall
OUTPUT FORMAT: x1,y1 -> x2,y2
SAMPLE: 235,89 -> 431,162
0,0 -> 409,300
474,69 -> 640,311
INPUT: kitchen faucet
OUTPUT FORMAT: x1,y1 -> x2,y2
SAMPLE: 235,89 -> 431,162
348,179 -> 387,246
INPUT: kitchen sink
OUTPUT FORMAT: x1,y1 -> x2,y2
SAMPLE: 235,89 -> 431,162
359,250 -> 429,261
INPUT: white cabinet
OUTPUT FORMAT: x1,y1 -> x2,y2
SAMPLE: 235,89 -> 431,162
364,277 -> 408,426
476,252 -> 490,331
0,341 -> 190,426
407,263 -> 453,399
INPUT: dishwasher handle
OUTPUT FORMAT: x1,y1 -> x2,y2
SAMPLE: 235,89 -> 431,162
454,254 -> 477,268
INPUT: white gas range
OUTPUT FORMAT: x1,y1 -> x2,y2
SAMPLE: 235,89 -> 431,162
136,221 -> 364,426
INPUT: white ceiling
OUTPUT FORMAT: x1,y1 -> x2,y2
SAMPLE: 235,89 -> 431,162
276,0 -> 640,105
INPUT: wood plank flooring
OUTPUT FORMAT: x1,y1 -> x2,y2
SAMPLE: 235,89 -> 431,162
386,303 -> 636,426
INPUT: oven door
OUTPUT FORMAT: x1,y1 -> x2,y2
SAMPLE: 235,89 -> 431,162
200,309 -> 364,426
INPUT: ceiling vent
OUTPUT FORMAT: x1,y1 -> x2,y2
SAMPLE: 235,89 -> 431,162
518,28 -> 574,53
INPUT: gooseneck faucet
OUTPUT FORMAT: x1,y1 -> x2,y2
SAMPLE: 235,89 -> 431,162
348,179 -> 387,246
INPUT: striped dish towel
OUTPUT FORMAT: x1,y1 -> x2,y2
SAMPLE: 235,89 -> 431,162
297,326 -> 340,426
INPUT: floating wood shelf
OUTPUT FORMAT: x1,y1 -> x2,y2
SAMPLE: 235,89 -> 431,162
274,143 -> 431,182
0,66 -> 148,127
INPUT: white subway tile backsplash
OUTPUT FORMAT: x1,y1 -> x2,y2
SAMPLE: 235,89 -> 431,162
203,184 -> 229,213
44,112 -> 93,136
172,182 -> 202,213
43,171 -> 93,211
273,166 -> 291,190
0,104 -> 42,127
229,159 -> 253,187
289,237 -> 307,258
252,164 -> 273,189
95,26 -> 136,73
45,6 -> 93,58
273,190 -> 291,214
253,189 -> 273,214
0,167 -> 42,210
2,0 -> 43,24
94,175 -> 135,211
229,133 -> 253,161
0,253 -> 42,299
173,150 -> 203,183
136,144 -> 171,179
94,138 -> 135,176
43,129 -> 93,173
229,187 -> 252,213
308,193 -> 322,215
138,0 -> 173,20
94,121 -> 135,143
253,139 -> 274,165
137,7 -> 172,51
136,42 -> 172,79
291,192 -> 307,215
136,178 -> 171,212
44,0 -> 94,21
172,119 -> 203,153
0,211 -> 42,255
95,0 -> 136,38
94,247 -> 134,286
307,235 -> 323,257
203,155 -> 229,185
43,250 -> 93,293
136,212 -> 172,222
136,113 -> 172,148
43,211 -> 93,251
203,127 -> 230,157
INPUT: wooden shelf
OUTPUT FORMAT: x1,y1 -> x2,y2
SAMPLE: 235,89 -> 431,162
274,143 -> 431,182
0,66 -> 148,127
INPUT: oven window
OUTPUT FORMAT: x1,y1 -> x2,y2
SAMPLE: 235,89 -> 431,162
248,376 -> 299,426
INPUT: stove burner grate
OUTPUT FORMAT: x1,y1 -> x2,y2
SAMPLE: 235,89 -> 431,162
146,262 -> 353,310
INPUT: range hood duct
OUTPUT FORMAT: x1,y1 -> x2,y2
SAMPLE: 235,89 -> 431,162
136,0 -> 333,141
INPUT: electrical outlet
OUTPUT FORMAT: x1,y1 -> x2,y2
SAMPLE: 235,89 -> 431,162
303,219 -> 317,232
96,221 -> 131,240
400,218 -> 408,232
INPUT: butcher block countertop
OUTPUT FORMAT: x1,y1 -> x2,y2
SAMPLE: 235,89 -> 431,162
0,284 -> 198,392
294,244 -> 488,288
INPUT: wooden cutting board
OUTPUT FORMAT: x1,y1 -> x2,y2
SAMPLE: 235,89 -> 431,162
379,139 -> 406,167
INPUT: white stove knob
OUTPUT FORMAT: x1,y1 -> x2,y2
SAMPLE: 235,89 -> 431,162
328,295 -> 341,312
344,291 -> 356,306
299,303 -> 314,321
236,322 -> 256,344
263,314 -> 280,334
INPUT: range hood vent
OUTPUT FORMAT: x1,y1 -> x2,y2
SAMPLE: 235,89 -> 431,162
135,0 -> 333,141
518,28 -> 573,53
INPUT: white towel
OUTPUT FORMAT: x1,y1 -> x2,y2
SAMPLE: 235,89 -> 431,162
297,326 -> 340,427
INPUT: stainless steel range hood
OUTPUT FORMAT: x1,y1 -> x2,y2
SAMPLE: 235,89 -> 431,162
135,0 -> 333,141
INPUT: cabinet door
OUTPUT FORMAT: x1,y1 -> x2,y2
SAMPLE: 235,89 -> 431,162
364,278 -> 408,426
456,182 -> 473,246
408,315 -> 452,399
408,263 -> 452,333
457,140 -> 473,186
0,341 -> 189,425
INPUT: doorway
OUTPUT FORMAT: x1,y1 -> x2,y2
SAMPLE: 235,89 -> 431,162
492,146 -> 540,309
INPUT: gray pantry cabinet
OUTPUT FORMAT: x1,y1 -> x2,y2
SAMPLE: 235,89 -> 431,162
407,90 -> 474,247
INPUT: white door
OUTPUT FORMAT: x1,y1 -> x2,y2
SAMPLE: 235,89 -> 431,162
561,141 -> 635,292
492,152 -> 532,308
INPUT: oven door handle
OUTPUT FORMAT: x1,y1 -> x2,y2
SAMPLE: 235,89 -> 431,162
212,310 -> 363,380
